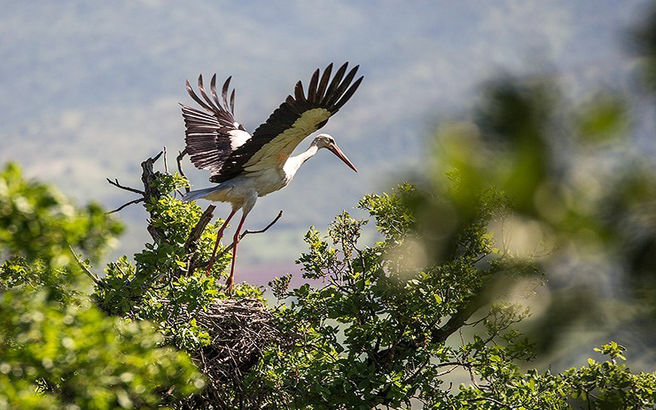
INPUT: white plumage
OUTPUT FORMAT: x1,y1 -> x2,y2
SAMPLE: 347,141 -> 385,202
180,63 -> 363,293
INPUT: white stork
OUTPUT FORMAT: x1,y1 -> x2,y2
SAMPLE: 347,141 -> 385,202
180,62 -> 363,293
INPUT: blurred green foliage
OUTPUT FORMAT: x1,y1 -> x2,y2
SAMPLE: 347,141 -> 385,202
248,186 -> 656,408
0,162 -> 123,301
0,162 -> 203,409
0,290 -> 203,409
428,73 -> 656,355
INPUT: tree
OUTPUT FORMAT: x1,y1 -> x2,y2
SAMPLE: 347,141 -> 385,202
4,5 -> 656,408
247,184 -> 656,408
0,163 -> 204,409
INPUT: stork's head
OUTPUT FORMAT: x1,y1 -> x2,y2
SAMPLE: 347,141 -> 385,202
312,134 -> 358,173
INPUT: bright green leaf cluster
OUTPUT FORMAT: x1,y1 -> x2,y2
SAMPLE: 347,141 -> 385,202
0,162 -> 203,409
0,289 -> 204,409
0,163 -> 123,301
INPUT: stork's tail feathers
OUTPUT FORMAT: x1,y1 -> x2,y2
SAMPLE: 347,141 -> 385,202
182,187 -> 219,202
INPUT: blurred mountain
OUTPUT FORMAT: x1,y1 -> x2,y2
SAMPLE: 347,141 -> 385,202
1,0 -> 651,271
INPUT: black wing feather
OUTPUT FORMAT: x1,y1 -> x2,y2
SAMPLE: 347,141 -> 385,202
208,62 -> 364,182
315,63 -> 333,103
181,74 -> 247,180
307,69 -> 320,103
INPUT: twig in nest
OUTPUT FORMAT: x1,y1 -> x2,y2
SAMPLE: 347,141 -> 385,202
67,245 -> 100,284
106,178 -> 145,195
169,297 -> 298,408
107,197 -> 144,214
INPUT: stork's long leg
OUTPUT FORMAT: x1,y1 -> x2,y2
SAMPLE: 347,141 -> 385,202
205,208 -> 238,275
225,211 -> 248,295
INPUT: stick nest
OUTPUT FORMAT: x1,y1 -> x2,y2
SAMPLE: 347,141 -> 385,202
180,297 -> 294,407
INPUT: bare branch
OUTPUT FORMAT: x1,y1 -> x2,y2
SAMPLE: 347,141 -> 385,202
183,205 -> 217,276
151,150 -> 164,163
141,151 -> 164,203
163,146 -> 169,174
107,197 -> 144,214
241,210 -> 283,237
435,365 -> 460,377
67,245 -> 100,285
177,149 -> 190,193
196,211 -> 284,268
218,210 -> 283,258
106,178 -> 145,195
466,397 -> 516,409
185,205 -> 217,254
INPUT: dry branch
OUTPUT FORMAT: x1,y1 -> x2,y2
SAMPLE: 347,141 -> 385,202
163,146 -> 169,174
182,204 -> 216,276
106,178 -> 144,195
107,197 -> 144,214
177,149 -> 190,193
106,151 -> 165,214
141,150 -> 163,202
242,210 -> 284,237
185,205 -> 217,254
194,210 -> 284,270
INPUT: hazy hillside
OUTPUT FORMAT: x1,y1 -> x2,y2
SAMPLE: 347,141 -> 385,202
1,1 -> 650,275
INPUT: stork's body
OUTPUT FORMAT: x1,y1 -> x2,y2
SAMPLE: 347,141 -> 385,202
180,63 -> 362,293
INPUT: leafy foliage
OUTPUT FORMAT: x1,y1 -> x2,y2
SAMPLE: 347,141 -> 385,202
93,162 -> 262,352
0,162 -> 123,301
0,289 -> 203,409
245,185 -> 656,408
0,162 -> 203,409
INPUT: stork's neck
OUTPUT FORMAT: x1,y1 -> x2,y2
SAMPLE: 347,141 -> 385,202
283,144 -> 319,178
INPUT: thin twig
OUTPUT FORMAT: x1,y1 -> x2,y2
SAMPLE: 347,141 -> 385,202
466,397 -> 516,409
196,211 -> 284,268
106,178 -> 145,195
217,210 -> 283,258
163,146 -> 169,174
241,210 -> 283,237
177,149 -> 190,193
67,244 -> 100,285
435,365 -> 460,377
107,197 -> 144,214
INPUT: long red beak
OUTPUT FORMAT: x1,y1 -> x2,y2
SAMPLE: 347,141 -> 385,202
328,143 -> 358,173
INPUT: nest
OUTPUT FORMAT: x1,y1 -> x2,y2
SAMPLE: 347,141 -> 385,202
194,297 -> 280,382
177,297 -> 294,408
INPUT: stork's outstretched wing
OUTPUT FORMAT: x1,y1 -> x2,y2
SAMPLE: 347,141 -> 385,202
181,75 -> 251,179
209,62 -> 363,182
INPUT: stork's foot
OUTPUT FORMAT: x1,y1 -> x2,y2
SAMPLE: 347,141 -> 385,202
225,275 -> 234,296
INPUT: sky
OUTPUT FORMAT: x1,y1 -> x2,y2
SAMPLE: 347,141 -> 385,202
1,0 -> 651,279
